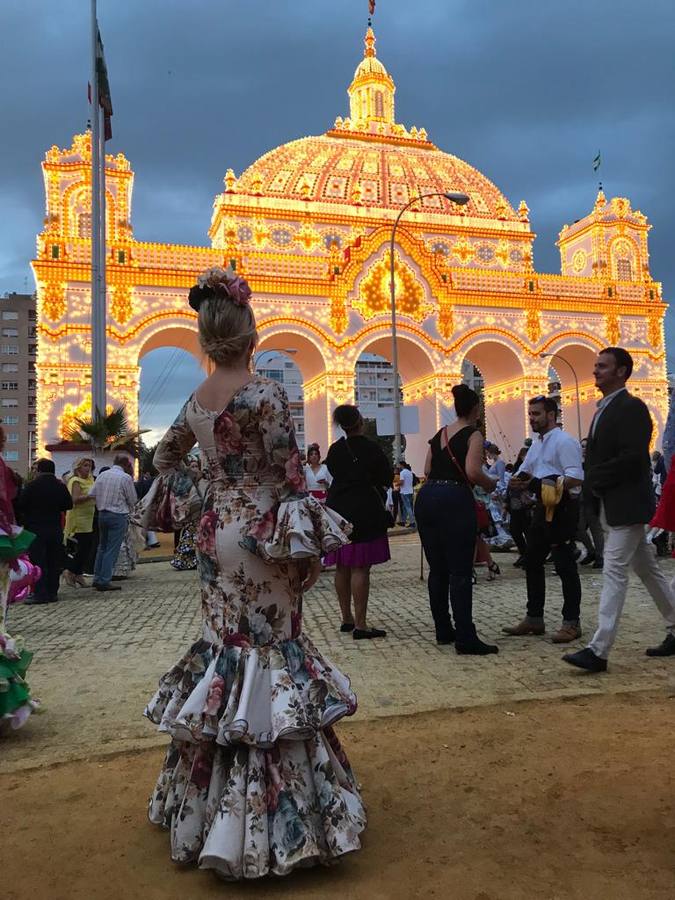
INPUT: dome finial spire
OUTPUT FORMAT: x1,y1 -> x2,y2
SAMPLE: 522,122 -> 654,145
348,22 -> 395,126
364,23 -> 376,58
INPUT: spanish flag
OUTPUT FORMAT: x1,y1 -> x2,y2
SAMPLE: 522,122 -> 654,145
96,29 -> 113,141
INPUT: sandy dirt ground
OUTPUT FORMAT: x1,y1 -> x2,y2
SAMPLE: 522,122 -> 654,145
3,691 -> 675,900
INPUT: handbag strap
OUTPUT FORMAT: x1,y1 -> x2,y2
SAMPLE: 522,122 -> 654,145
442,427 -> 472,487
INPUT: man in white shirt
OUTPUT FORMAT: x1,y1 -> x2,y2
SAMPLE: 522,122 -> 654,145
88,455 -> 138,592
398,462 -> 416,528
503,396 -> 584,643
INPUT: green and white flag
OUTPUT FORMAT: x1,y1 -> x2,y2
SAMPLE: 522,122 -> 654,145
592,151 -> 601,173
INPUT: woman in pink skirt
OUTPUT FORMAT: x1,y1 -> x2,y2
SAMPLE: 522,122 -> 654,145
324,405 -> 393,639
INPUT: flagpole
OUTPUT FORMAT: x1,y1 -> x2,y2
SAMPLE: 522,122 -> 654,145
90,0 -> 105,419
97,97 -> 107,418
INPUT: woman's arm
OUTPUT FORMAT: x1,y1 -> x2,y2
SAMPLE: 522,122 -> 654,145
465,432 -> 497,491
371,441 -> 394,488
258,381 -> 306,500
71,481 -> 91,505
423,446 -> 432,477
153,400 -> 197,474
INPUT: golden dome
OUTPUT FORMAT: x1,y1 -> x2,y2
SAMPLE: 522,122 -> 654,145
229,26 -> 517,223
235,135 -> 516,220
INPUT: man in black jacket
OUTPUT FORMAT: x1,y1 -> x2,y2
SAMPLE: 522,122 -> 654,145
563,347 -> 675,672
20,458 -> 73,605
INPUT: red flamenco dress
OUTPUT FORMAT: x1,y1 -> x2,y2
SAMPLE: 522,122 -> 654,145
651,463 -> 675,556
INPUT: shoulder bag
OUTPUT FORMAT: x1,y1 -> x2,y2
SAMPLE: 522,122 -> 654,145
442,428 -> 494,535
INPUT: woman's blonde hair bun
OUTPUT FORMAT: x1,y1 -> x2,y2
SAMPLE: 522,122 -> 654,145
190,267 -> 258,365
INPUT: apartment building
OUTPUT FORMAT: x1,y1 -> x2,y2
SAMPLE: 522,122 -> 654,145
255,353 -> 305,452
0,292 -> 37,474
354,354 -> 398,420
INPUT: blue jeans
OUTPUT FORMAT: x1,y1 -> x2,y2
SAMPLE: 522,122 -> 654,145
94,510 -> 128,586
400,493 -> 415,526
415,481 -> 477,644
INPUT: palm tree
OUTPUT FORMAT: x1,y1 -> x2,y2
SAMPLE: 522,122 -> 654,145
139,441 -> 158,475
67,405 -> 149,455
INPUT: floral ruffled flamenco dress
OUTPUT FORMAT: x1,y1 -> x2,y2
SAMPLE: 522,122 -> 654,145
142,378 -> 365,879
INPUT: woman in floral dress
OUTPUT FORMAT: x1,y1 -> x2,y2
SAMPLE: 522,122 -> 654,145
145,267 -> 364,880
170,457 -> 202,571
112,457 -> 139,580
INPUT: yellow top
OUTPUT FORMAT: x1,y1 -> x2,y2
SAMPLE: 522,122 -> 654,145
64,475 -> 95,537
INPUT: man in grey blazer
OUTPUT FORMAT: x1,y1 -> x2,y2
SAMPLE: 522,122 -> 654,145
563,347 -> 675,672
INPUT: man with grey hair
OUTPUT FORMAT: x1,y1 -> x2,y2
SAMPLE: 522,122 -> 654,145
88,454 -> 137,592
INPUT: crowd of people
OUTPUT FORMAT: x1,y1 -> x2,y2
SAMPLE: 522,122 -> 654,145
295,348 -> 675,672
4,259 -> 675,882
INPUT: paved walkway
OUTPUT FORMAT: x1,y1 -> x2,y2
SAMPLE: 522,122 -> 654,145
3,535 -> 675,771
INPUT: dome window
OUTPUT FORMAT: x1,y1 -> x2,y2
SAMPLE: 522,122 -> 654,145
374,90 -> 384,118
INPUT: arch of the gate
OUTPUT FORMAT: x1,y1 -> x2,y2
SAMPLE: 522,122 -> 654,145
453,333 -> 528,460
351,326 -> 442,470
137,323 -> 203,364
256,319 -> 332,453
540,335 -> 602,439
134,321 -> 205,433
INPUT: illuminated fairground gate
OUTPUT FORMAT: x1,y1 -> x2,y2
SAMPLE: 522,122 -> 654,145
32,27 -> 668,470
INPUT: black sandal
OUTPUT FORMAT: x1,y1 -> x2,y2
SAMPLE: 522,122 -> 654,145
340,622 -> 355,633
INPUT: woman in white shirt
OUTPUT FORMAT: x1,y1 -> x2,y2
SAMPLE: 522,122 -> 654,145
304,444 -> 331,504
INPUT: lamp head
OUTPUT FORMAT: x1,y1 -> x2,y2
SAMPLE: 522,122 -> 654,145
443,192 -> 470,205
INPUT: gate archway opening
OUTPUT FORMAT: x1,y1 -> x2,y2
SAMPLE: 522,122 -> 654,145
138,327 -> 205,448
544,342 -> 599,440
355,333 -> 437,471
460,339 -> 526,462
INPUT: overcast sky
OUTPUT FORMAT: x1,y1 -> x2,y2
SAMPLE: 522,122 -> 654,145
2,1 -> 674,443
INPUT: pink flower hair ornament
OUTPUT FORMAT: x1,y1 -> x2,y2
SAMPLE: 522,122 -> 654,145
188,266 -> 252,311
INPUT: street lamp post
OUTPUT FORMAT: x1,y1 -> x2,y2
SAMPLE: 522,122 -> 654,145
389,191 -> 470,462
540,352 -> 582,439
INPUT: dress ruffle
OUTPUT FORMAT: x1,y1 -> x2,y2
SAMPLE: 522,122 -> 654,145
651,464 -> 675,530
0,526 -> 35,561
145,634 -> 357,747
148,727 -> 365,878
145,635 -> 365,878
241,496 -> 353,562
134,470 -> 203,532
0,638 -> 39,730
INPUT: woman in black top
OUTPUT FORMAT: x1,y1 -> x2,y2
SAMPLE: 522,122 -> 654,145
414,384 -> 499,655
324,405 -> 393,640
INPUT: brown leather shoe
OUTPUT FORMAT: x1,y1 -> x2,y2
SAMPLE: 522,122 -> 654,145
551,624 -> 582,643
502,619 -> 545,636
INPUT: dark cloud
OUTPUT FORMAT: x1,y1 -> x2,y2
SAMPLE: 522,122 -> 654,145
2,0 -> 674,436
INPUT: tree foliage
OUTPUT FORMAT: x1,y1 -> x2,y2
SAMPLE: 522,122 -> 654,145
362,417 -> 405,464
67,405 -> 149,455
